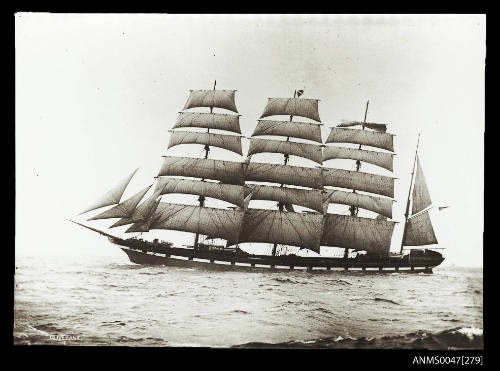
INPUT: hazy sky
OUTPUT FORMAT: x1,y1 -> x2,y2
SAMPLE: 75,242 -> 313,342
15,14 -> 485,266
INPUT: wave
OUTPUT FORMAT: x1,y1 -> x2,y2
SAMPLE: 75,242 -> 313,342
372,298 -> 400,305
233,327 -> 483,350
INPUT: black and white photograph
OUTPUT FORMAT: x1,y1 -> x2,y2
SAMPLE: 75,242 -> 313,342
15,13 -> 484,350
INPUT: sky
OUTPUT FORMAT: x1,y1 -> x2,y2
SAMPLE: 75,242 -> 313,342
15,14 -> 485,266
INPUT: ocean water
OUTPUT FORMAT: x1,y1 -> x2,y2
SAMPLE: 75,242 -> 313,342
14,253 -> 483,349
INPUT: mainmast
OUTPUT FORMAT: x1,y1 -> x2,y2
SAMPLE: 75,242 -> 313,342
344,100 -> 369,259
194,80 -> 217,250
272,89 -> 298,256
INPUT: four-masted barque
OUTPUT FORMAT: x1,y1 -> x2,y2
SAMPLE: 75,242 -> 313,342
71,82 -> 444,273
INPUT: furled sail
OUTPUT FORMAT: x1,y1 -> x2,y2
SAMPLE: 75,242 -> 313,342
252,120 -> 322,143
79,168 -> 138,214
230,209 -> 323,253
245,184 -> 324,213
182,90 -> 238,113
322,146 -> 394,171
260,98 -> 321,122
110,189 -> 162,228
337,121 -> 388,133
326,128 -> 394,152
168,131 -> 243,156
248,138 -> 323,165
172,112 -> 241,134
246,162 -> 324,190
403,210 -> 438,246
322,214 -> 395,255
322,189 -> 393,219
88,184 -> 152,220
411,155 -> 432,215
155,178 -> 245,208
157,156 -> 245,185
149,203 -> 244,241
323,168 -> 394,198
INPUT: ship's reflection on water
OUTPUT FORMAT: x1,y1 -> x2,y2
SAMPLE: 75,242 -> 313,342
14,254 -> 482,348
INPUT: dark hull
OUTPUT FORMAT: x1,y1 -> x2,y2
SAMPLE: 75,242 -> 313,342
110,237 -> 444,274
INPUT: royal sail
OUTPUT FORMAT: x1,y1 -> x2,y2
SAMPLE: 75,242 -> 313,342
253,119 -> 322,143
183,90 -> 238,113
260,97 -> 321,122
326,127 -> 394,152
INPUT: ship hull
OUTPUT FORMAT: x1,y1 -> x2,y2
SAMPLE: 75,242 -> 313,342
111,237 -> 444,274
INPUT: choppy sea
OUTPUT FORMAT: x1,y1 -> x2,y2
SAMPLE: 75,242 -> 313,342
14,254 -> 483,349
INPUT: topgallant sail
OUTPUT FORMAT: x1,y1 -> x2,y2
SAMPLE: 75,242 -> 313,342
70,83 -> 445,273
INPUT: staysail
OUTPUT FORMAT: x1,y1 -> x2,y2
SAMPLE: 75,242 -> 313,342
79,168 -> 138,214
110,189 -> 163,228
411,155 -> 432,215
88,184 -> 152,220
402,210 -> 438,246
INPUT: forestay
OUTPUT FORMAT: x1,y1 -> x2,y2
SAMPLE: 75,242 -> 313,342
322,214 -> 395,255
253,119 -> 322,143
182,90 -> 238,113
157,156 -> 245,185
248,138 -> 323,164
172,112 -> 241,134
326,128 -> 394,152
260,98 -> 321,122
323,146 -> 394,171
168,131 -> 243,156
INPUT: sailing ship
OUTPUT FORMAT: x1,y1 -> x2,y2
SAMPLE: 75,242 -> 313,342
71,82 -> 444,273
